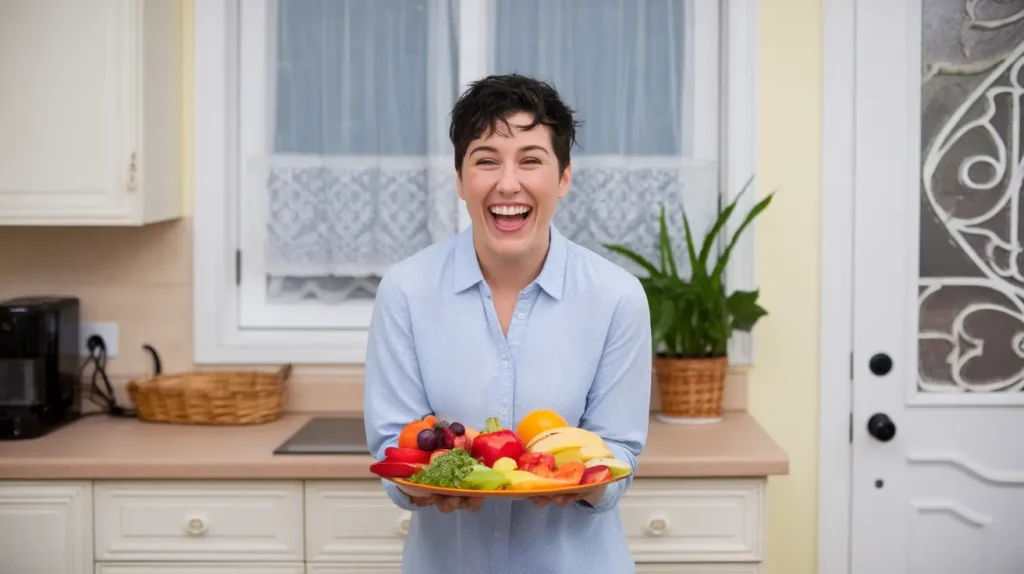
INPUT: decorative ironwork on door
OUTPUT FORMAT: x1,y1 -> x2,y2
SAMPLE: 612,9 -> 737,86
919,0 -> 1024,398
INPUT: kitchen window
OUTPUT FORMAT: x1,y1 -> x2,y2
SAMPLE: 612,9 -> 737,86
193,0 -> 759,365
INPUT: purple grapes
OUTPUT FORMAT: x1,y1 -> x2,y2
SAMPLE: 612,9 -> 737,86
449,422 -> 465,436
416,428 -> 439,451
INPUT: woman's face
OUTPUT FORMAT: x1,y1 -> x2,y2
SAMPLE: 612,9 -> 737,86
457,111 -> 571,262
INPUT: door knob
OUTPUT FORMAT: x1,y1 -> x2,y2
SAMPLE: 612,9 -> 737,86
869,353 -> 892,375
867,413 -> 896,442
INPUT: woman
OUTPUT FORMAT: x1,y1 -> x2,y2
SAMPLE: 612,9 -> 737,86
364,73 -> 652,574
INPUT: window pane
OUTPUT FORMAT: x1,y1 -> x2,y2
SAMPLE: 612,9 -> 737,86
239,0 -> 461,327
492,0 -> 716,278
494,0 -> 686,156
273,0 -> 454,156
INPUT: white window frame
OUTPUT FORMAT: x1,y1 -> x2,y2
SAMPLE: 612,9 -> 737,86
193,0 -> 761,365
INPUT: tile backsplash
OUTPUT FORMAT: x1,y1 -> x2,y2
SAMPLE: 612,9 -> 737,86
0,218 -> 747,412
0,219 -> 193,376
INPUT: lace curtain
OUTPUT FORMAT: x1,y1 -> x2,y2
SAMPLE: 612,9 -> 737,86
259,0 -> 717,305
261,0 -> 459,303
492,0 -> 718,278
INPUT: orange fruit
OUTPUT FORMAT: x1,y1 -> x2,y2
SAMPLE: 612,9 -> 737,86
398,419 -> 434,449
516,409 -> 568,445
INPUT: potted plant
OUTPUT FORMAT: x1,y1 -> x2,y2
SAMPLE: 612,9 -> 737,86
604,178 -> 772,423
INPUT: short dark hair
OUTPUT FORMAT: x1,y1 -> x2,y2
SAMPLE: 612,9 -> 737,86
448,73 -> 581,175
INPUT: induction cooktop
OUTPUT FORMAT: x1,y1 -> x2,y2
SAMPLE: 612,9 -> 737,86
273,416 -> 370,455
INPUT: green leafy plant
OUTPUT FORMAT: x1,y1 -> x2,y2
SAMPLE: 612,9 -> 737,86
604,178 -> 773,358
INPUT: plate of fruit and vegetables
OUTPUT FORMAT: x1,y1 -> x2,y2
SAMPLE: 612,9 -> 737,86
369,411 -> 632,498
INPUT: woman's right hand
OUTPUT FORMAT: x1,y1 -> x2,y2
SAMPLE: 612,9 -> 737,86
398,484 -> 484,513
409,494 -> 484,513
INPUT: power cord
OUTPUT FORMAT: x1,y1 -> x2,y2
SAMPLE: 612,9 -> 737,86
79,335 -> 136,418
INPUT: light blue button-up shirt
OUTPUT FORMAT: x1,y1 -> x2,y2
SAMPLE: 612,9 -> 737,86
364,223 -> 652,574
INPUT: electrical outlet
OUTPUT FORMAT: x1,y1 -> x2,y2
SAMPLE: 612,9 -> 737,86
80,322 -> 119,357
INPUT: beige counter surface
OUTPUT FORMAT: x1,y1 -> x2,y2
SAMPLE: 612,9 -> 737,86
0,411 -> 788,480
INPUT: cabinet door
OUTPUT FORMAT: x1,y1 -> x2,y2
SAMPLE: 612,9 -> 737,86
0,481 -> 93,574
0,0 -> 136,224
95,564 -> 304,574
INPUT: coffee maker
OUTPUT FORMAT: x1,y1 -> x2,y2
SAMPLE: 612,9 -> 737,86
0,296 -> 81,439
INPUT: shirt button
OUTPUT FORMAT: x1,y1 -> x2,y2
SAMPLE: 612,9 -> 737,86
502,361 -> 509,369
517,313 -> 525,319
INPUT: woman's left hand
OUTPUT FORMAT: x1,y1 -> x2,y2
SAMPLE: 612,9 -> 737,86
529,485 -> 606,508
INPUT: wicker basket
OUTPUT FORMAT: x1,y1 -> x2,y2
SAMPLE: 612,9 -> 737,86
654,355 -> 728,421
127,365 -> 292,425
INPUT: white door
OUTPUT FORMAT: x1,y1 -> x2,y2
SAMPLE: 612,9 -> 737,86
852,0 -> 1024,572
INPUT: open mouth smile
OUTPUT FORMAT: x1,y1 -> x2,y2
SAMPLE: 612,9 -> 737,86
488,204 -> 533,233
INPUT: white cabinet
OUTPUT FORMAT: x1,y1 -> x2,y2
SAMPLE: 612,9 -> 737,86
0,481 -> 93,574
0,477 -> 769,573
304,478 -> 766,571
0,0 -> 183,226
305,480 -> 411,563
93,481 -> 305,563
620,479 -> 764,563
96,565 -> 305,574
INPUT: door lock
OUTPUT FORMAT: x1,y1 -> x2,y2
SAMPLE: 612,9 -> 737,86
869,353 -> 892,375
867,413 -> 896,442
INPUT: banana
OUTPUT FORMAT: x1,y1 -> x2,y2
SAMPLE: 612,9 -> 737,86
525,426 -> 605,453
499,469 -> 574,491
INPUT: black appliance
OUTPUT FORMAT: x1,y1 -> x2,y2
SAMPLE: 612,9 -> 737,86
273,416 -> 369,455
0,296 -> 81,439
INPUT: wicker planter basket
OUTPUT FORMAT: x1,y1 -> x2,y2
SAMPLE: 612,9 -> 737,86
654,355 -> 728,423
127,365 -> 292,425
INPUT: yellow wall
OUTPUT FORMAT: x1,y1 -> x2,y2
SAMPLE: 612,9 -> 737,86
181,0 -> 194,216
176,2 -> 824,572
749,1 -> 822,574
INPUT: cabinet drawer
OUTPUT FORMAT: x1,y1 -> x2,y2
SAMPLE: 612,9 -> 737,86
94,481 -> 303,562
306,563 -> 760,574
96,564 -> 304,574
307,565 -> 401,574
636,565 -> 760,574
621,479 -> 764,563
305,480 -> 410,563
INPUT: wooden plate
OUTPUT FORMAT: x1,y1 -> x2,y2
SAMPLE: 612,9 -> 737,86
383,472 -> 630,499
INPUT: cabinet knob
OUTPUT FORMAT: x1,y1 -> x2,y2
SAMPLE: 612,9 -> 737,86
184,516 -> 208,536
398,514 -> 411,536
126,152 -> 138,192
646,517 -> 669,536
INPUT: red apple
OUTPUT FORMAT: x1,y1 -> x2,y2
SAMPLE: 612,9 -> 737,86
452,434 -> 473,452
580,465 -> 612,485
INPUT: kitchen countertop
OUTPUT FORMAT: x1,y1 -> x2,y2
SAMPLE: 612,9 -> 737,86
0,411 -> 788,480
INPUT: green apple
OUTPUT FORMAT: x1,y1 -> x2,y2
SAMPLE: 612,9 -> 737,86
584,457 -> 631,478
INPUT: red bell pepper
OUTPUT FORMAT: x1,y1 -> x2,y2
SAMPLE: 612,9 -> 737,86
369,460 -> 425,479
470,417 -> 525,468
384,447 -> 431,465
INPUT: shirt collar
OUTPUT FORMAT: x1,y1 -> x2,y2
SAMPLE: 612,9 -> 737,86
453,224 -> 568,300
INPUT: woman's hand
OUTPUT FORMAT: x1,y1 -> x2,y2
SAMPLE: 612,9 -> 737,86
410,494 -> 485,513
529,485 -> 607,508
398,483 -> 484,513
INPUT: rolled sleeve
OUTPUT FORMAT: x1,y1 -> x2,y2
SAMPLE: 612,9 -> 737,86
575,276 -> 653,514
363,270 -> 434,511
